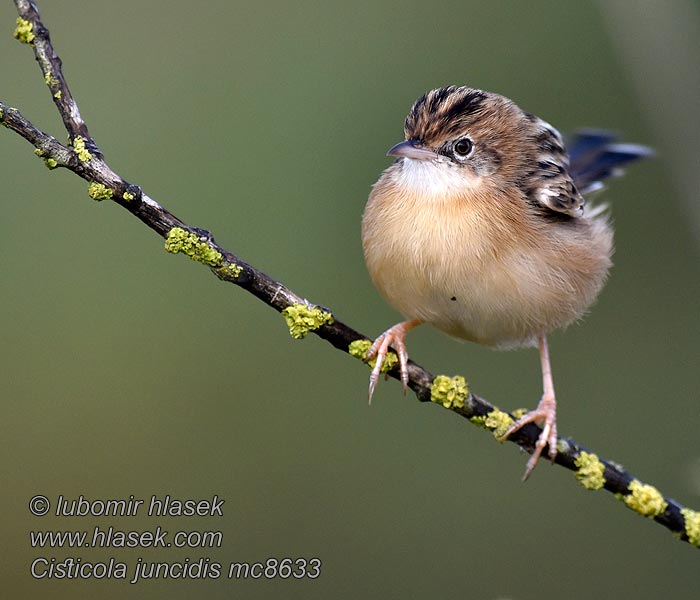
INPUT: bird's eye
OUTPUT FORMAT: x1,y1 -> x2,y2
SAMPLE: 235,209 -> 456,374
453,138 -> 474,158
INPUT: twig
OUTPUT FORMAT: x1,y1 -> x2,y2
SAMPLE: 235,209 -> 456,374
4,0 -> 699,550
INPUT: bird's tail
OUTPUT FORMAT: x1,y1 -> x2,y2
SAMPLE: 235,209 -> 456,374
568,129 -> 653,195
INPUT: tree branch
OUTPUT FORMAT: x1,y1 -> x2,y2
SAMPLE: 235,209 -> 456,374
4,0 -> 699,550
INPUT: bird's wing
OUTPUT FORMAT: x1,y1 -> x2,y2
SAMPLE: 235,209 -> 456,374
525,118 -> 585,218
524,123 -> 652,218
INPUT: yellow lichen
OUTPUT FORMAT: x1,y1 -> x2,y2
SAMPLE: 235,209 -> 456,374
164,227 -> 223,267
14,18 -> 35,44
219,263 -> 242,278
73,136 -> 92,162
282,304 -> 334,339
681,508 -> 700,547
44,71 -> 59,87
122,191 -> 134,201
469,414 -> 487,428
87,182 -> 113,201
348,339 -> 398,373
574,451 -> 606,490
33,146 -> 58,169
485,409 -> 514,439
556,439 -> 571,455
430,375 -> 468,409
54,90 -> 62,99
622,480 -> 667,517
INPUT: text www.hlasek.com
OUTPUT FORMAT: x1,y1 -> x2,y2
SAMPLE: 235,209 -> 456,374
31,526 -> 222,549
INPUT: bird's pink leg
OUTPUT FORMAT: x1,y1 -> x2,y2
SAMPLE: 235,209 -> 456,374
366,319 -> 423,403
501,334 -> 558,480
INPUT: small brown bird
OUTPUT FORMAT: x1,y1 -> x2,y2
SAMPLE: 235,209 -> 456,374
362,86 -> 649,479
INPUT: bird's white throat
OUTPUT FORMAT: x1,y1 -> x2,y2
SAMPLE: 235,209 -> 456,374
392,157 -> 481,199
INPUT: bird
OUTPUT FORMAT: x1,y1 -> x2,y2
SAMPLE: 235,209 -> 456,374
361,86 -> 650,479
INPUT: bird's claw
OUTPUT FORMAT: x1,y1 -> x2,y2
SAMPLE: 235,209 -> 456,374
500,393 -> 558,481
366,323 -> 413,403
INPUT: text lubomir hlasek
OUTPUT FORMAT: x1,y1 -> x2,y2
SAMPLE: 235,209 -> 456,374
53,495 -> 224,517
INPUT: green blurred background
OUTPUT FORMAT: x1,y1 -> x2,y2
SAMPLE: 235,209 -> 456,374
2,1 -> 699,598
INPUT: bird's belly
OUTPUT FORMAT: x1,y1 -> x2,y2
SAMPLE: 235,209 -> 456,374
369,248 -> 550,347
362,196 -> 607,348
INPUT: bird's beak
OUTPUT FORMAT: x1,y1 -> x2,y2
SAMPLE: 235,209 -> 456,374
387,140 -> 436,161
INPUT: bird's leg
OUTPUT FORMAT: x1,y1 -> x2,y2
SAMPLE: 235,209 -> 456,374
366,319 -> 423,403
501,334 -> 558,480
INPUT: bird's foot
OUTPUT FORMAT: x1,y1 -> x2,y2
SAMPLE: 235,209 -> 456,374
501,391 -> 558,481
366,320 -> 421,403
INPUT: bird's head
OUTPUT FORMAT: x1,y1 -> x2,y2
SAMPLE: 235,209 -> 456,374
386,86 -> 563,194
